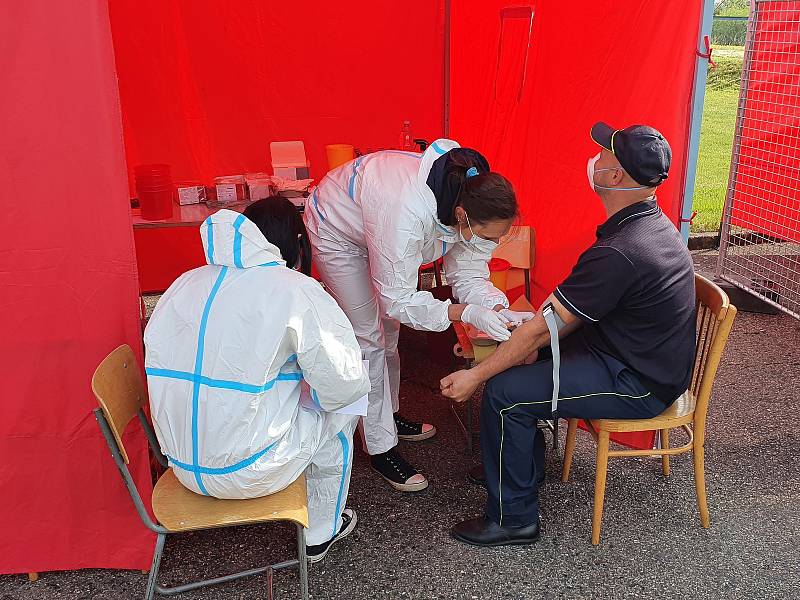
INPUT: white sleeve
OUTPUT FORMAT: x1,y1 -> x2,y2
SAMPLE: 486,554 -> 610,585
288,283 -> 370,412
442,240 -> 509,309
365,215 -> 452,332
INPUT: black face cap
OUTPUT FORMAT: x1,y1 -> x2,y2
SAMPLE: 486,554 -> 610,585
591,122 -> 672,187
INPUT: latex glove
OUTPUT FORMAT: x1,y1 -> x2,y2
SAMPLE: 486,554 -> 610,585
499,309 -> 535,327
461,304 -> 511,342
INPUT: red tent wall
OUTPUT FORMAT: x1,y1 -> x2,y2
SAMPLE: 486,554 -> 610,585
450,0 -> 701,305
109,0 -> 446,190
0,1 -> 154,573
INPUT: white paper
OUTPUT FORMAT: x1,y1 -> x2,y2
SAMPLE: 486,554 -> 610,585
298,360 -> 369,416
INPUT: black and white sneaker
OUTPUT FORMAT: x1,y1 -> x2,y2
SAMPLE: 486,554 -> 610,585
394,414 -> 437,442
370,448 -> 429,492
306,508 -> 358,563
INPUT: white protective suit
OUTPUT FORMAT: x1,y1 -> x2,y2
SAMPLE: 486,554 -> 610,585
303,139 -> 508,455
144,209 -> 370,545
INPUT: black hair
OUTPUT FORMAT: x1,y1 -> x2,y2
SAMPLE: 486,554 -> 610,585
457,172 -> 518,225
243,197 -> 312,275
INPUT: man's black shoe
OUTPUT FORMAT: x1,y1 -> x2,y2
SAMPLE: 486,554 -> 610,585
451,516 -> 540,547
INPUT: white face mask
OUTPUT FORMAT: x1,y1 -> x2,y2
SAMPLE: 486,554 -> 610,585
587,152 -> 648,192
460,212 -> 498,254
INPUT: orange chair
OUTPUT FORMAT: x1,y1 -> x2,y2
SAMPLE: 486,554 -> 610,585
561,274 -> 737,545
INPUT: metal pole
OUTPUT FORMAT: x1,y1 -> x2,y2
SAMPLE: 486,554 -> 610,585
443,0 -> 451,137
680,0 -> 716,242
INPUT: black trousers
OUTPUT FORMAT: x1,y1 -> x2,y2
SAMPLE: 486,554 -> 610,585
480,331 -> 668,527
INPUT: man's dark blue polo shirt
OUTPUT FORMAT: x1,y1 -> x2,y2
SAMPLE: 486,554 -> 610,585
554,198 -> 696,404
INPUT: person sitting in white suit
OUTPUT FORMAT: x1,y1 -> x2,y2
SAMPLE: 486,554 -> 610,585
144,197 -> 370,562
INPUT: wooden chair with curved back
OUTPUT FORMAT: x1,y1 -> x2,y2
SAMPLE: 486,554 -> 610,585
92,344 -> 310,600
561,274 -> 738,545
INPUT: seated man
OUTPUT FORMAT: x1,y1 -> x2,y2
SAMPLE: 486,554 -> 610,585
441,123 -> 696,546
145,198 -> 370,562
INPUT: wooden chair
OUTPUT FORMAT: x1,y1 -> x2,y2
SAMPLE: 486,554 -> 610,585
493,225 -> 536,300
91,345 -> 310,600
561,274 -> 737,545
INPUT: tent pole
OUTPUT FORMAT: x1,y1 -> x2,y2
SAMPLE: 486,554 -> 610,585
443,0 -> 451,137
680,0 -> 716,243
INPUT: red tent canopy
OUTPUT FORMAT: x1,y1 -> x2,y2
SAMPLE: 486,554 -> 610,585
0,0 -> 703,572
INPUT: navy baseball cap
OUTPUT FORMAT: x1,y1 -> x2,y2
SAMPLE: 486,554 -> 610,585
591,122 -> 672,187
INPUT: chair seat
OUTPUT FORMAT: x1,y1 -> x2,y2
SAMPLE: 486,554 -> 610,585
590,390 -> 696,433
152,469 -> 309,532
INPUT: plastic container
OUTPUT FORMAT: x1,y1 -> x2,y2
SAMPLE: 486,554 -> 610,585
139,189 -> 173,220
326,144 -> 355,171
134,164 -> 173,220
488,257 -> 511,291
399,121 -> 413,151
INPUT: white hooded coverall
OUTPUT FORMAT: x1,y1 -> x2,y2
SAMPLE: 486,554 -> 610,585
303,139 -> 508,455
145,209 -> 370,545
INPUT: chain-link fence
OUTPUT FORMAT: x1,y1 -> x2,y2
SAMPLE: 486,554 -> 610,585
717,0 -> 800,319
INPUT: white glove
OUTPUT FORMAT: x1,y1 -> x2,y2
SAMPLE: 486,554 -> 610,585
499,309 -> 535,327
461,305 -> 512,342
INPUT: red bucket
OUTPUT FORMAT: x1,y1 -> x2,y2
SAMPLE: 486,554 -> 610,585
139,189 -> 174,220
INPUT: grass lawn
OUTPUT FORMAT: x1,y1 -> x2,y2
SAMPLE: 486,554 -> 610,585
692,48 -> 743,232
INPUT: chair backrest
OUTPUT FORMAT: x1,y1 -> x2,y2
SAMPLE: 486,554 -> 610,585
690,274 -> 738,444
91,344 -> 148,464
493,225 -> 535,269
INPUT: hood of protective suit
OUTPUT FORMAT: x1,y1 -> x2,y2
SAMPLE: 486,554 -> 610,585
200,209 -> 286,268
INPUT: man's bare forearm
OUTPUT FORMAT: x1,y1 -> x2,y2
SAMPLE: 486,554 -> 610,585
471,315 -> 550,382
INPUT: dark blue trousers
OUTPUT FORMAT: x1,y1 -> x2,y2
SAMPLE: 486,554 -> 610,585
480,331 -> 668,527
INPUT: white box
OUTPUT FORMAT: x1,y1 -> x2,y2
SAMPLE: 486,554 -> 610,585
271,141 -> 310,181
215,184 -> 238,204
177,185 -> 206,205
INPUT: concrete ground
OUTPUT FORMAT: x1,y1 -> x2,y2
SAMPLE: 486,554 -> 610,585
2,252 -> 799,599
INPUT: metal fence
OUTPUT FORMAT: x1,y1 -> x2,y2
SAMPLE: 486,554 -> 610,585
717,0 -> 800,319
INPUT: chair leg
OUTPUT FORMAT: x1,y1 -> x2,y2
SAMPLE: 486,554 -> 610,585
466,394 -> 474,455
592,431 -> 611,545
145,533 -> 166,600
561,418 -> 579,482
693,445 -> 711,528
661,429 -> 671,477
27,573 -> 39,582
297,524 -> 309,600
434,261 -> 443,287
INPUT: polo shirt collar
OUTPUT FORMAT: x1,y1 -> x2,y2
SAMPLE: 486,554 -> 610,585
597,196 -> 660,237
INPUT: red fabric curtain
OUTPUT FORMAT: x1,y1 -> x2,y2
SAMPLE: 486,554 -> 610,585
731,1 -> 800,243
109,0 -> 446,190
450,0 -> 701,304
0,1 -> 154,573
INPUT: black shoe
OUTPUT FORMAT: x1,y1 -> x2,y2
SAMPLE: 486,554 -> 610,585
306,508 -> 357,563
467,463 -> 545,489
394,414 -> 437,441
370,448 -> 429,492
451,516 -> 541,547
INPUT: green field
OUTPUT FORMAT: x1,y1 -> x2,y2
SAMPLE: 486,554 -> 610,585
692,46 -> 743,232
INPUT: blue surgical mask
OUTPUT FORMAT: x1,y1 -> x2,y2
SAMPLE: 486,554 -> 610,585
587,152 -> 648,192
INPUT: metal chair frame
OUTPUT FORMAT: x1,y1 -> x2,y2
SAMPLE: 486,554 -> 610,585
93,361 -> 309,600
